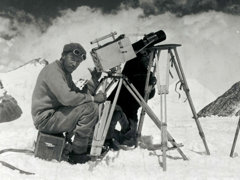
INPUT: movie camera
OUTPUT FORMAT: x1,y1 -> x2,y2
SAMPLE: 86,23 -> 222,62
89,30 -> 167,160
90,30 -> 166,72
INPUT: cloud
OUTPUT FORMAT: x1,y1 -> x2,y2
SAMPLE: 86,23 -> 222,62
0,6 -> 239,95
135,0 -> 240,16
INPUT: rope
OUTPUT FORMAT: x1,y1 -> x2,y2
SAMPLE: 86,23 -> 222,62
175,81 -> 182,99
174,81 -> 188,102
0,148 -> 35,175
0,161 -> 35,175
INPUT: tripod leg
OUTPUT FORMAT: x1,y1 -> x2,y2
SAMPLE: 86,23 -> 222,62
102,79 -> 123,140
91,101 -> 111,157
123,79 -> 189,160
230,118 -> 240,157
90,78 -> 123,157
171,48 -> 210,155
137,50 -> 156,142
161,94 -> 168,171
137,90 -> 151,141
162,122 -> 167,171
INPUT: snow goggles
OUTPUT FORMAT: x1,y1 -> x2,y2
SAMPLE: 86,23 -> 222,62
72,49 -> 86,60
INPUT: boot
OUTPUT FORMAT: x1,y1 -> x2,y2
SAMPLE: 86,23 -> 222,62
104,138 -> 120,151
114,118 -> 138,147
68,151 -> 91,164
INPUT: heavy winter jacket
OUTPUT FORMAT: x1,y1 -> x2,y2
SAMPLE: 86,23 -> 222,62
31,60 -> 92,128
108,54 -> 156,121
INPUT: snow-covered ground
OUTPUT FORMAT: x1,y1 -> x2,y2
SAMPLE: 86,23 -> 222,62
0,61 -> 240,180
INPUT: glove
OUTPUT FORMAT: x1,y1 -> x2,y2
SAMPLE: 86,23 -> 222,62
88,67 -> 102,82
94,92 -> 106,103
80,84 -> 88,93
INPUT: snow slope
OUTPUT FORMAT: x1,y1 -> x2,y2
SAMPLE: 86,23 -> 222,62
1,61 -> 240,180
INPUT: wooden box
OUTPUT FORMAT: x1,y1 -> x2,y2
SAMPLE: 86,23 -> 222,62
91,37 -> 136,72
34,132 -> 65,161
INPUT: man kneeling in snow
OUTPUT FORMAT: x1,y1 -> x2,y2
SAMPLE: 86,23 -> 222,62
31,43 -> 106,164
108,49 -> 156,146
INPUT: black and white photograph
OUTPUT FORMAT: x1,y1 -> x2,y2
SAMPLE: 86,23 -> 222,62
0,0 -> 240,179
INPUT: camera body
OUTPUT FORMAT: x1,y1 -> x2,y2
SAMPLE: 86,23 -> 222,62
90,30 -> 166,72
91,35 -> 136,72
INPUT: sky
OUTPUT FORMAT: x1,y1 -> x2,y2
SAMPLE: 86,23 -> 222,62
0,0 -> 240,96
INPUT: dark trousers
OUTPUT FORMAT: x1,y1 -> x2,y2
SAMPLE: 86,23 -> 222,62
37,102 -> 99,154
107,105 -> 129,140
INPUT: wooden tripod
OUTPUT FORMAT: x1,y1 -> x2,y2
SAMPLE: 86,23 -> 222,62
230,117 -> 240,157
90,43 -> 211,171
137,44 -> 211,157
90,72 -> 189,164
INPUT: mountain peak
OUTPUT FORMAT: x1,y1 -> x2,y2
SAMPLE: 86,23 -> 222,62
0,58 -> 49,102
31,58 -> 49,66
198,81 -> 240,117
9,58 -> 49,72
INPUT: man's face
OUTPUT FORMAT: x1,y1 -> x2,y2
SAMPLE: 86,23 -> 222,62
62,52 -> 86,73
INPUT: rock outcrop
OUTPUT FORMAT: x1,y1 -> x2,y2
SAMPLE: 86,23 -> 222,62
198,81 -> 240,117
